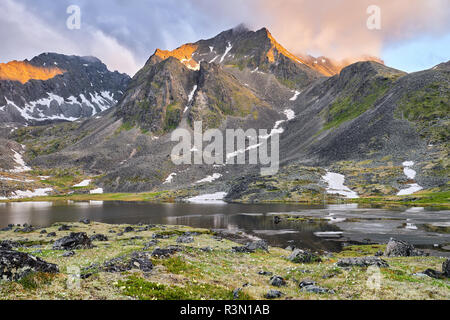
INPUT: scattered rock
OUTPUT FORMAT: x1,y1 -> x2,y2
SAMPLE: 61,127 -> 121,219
58,225 -> 71,231
53,232 -> 93,250
0,240 -> 21,250
79,219 -> 91,225
384,238 -> 426,257
265,290 -> 283,299
287,249 -> 321,263
123,226 -> 134,233
176,235 -> 194,243
151,246 -> 182,258
269,275 -> 286,287
258,270 -> 273,276
232,288 -> 242,300
143,240 -> 159,250
62,251 -> 75,257
89,234 -> 108,242
336,256 -> 389,268
422,268 -> 443,279
0,250 -> 59,281
47,232 -> 56,238
274,216 -> 282,224
99,252 -> 153,273
14,226 -> 34,233
299,280 -> 334,294
40,230 -> 47,234
232,240 -> 268,253
201,246 -> 212,252
1,225 -> 14,232
152,233 -> 173,239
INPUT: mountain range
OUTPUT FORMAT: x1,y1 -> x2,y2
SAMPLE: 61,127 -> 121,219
0,25 -> 448,202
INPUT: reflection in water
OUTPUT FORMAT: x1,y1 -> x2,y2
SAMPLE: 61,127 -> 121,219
0,201 -> 449,254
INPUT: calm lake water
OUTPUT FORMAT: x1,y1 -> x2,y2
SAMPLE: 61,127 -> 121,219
1,201 -> 449,255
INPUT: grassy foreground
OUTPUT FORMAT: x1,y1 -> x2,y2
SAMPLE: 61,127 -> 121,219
0,222 -> 449,300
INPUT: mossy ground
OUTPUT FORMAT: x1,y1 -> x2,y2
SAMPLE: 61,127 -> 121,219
0,222 -> 448,300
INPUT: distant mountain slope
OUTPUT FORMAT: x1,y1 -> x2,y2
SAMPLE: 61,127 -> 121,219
0,53 -> 130,125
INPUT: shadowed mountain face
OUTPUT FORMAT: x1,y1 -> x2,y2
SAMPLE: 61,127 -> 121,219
5,26 -> 449,199
0,53 -> 130,126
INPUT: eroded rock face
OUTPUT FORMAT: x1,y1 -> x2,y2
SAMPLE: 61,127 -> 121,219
384,238 -> 426,257
52,232 -> 93,250
0,250 -> 59,281
287,249 -> 321,263
336,256 -> 389,268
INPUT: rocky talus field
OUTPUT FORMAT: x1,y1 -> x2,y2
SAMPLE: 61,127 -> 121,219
0,221 -> 449,300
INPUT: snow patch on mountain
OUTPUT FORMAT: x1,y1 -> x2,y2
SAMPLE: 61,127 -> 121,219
397,161 -> 423,196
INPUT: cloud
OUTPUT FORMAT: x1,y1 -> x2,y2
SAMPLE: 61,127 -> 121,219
0,0 -> 141,75
198,0 -> 450,61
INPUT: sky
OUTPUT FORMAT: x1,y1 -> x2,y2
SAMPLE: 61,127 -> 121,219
1,0 -> 449,76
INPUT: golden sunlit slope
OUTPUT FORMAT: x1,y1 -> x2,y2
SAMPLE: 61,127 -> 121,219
154,44 -> 200,70
0,61 -> 65,84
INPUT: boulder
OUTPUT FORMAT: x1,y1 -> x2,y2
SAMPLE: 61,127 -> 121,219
89,234 -> 108,242
79,219 -> 91,225
269,275 -> 286,287
176,235 -> 194,243
0,250 -> 59,281
123,226 -> 134,233
151,246 -> 182,258
143,240 -> 159,250
265,290 -> 284,299
287,249 -> 321,263
58,225 -> 71,231
443,259 -> 450,277
384,238 -> 426,257
299,280 -> 334,294
47,232 -> 56,237
336,256 -> 389,268
0,240 -> 21,251
53,232 -> 93,250
232,240 -> 268,253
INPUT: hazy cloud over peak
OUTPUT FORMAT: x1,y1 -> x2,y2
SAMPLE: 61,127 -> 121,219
1,0 -> 449,75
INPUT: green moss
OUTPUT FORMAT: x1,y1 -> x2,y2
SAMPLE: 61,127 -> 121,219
164,101 -> 182,131
117,275 -> 241,300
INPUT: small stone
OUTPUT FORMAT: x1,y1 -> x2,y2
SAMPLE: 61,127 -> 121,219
62,251 -> 75,257
442,259 -> 450,277
58,225 -> 71,231
47,232 -> 56,237
40,230 -> 47,234
201,246 -> 212,252
232,288 -> 242,300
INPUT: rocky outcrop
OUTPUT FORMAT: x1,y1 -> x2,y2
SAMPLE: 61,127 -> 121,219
336,256 -> 389,268
0,250 -> 59,281
52,232 -> 93,250
384,238 -> 426,257
287,249 -> 321,263
299,280 -> 335,294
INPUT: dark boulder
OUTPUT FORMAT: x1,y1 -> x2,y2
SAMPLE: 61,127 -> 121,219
0,250 -> 59,281
58,225 -> 71,231
123,226 -> 134,233
443,259 -> 450,277
79,219 -> 91,225
62,251 -> 75,257
287,249 -> 321,263
384,238 -> 426,257
53,232 -> 93,250
0,240 -> 21,250
299,280 -> 334,294
258,270 -> 273,276
47,232 -> 56,237
265,290 -> 283,299
269,275 -> 286,287
102,252 -> 153,273
151,246 -> 182,258
89,234 -> 108,242
336,256 -> 389,268
232,240 -> 268,253
143,240 -> 159,250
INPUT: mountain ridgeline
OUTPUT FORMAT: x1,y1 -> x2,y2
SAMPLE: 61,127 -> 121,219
2,26 -> 449,201
0,53 -> 130,125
